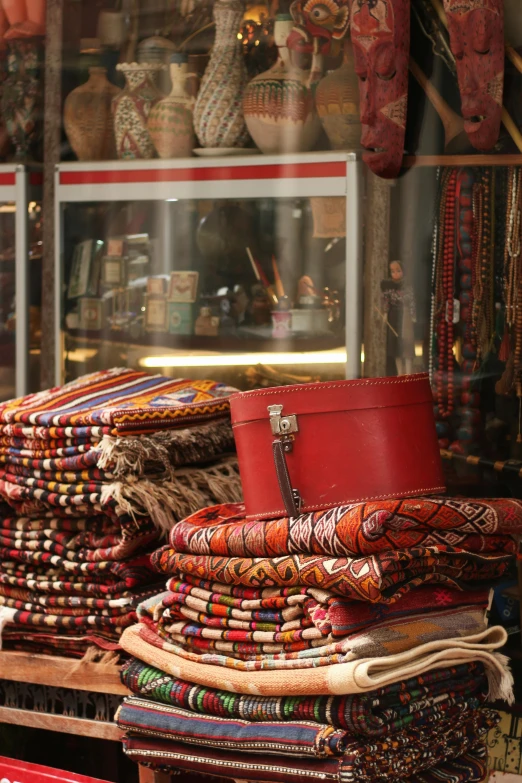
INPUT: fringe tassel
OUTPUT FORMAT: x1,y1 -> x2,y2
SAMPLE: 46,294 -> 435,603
78,647 -> 120,666
97,421 -> 235,478
486,652 -> 514,704
101,457 -> 242,533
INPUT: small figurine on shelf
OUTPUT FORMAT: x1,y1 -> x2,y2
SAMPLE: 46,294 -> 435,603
271,295 -> 291,338
250,283 -> 272,325
380,260 -> 416,376
195,306 -> 220,336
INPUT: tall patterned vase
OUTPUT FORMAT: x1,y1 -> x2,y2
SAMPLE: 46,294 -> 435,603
193,0 -> 250,150
64,67 -> 120,161
1,38 -> 42,161
112,62 -> 163,160
243,14 -> 322,154
148,54 -> 195,159
315,40 -> 361,150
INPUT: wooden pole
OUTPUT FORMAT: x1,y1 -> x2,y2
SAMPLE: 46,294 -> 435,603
363,172 -> 392,378
40,0 -> 64,390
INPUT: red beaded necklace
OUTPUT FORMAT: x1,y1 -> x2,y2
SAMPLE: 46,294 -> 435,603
437,169 -> 457,420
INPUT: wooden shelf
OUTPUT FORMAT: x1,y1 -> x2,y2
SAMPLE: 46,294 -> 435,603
0,706 -> 123,740
0,651 -> 128,695
65,329 -> 343,355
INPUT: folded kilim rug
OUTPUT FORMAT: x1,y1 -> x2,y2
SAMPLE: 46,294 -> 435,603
120,622 -> 513,700
151,545 -> 512,602
117,696 -> 496,768
170,498 -> 522,557
0,368 -> 236,431
135,589 -> 488,668
119,657 -> 488,734
0,369 -> 242,656
121,734 -> 492,783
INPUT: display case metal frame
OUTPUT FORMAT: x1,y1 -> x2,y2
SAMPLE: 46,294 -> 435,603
0,165 -> 42,398
54,152 -> 363,385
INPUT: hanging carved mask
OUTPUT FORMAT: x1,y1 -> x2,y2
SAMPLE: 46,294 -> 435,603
443,0 -> 503,151
288,0 -> 350,55
349,0 -> 409,179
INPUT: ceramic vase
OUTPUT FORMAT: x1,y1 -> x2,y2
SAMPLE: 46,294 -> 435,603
1,39 -> 42,161
315,40 -> 361,150
64,67 -> 120,161
194,0 -> 250,151
1,0 -> 25,26
148,54 -> 195,159
26,0 -> 45,33
97,9 -> 126,49
112,62 -> 163,160
243,14 -> 322,154
0,5 -> 8,41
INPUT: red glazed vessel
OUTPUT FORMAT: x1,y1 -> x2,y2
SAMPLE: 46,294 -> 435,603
230,373 -> 445,520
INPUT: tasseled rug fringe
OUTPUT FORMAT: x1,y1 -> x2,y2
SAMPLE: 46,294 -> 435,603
101,457 -> 243,533
486,652 -> 515,705
97,420 -> 235,478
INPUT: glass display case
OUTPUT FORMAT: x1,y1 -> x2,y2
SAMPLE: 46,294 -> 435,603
0,165 -> 42,401
55,153 -> 362,389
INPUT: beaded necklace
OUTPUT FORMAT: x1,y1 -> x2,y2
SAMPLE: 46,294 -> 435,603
436,169 -> 457,420
504,167 -> 521,329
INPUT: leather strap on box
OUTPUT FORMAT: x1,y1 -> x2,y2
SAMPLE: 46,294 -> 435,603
272,440 -> 301,518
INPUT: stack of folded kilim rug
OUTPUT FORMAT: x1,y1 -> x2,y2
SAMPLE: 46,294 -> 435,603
117,496 -> 521,782
0,368 -> 242,657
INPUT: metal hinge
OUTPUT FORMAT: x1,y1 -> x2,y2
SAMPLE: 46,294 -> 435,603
268,404 -> 299,453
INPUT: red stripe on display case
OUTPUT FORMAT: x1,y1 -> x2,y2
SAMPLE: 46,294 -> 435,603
0,173 -> 16,186
59,161 -> 347,186
0,757 -> 112,783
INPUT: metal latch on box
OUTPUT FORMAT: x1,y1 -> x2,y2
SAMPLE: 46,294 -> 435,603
268,404 -> 299,452
268,404 -> 302,517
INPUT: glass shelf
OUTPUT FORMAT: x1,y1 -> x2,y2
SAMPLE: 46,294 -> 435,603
56,153 -> 362,390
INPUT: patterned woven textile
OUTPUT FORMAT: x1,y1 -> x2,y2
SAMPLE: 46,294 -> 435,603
0,369 -> 236,432
117,696 -> 496,768
151,545 -> 512,602
136,589 -> 488,668
120,622 -> 513,700
170,499 -> 522,556
119,658 -> 488,734
0,370 -> 241,656
122,733 -> 493,783
159,575 -> 490,639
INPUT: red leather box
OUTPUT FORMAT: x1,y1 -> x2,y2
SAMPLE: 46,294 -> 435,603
230,373 -> 445,520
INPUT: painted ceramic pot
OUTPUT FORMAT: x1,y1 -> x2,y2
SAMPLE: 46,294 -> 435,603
0,4 -> 8,42
26,0 -> 45,32
97,9 -> 126,49
194,0 -> 250,150
112,62 -> 163,160
1,38 -> 42,161
243,14 -> 322,154
138,35 -> 176,94
315,41 -> 361,150
1,0 -> 25,26
64,67 -> 119,161
148,54 -> 195,159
